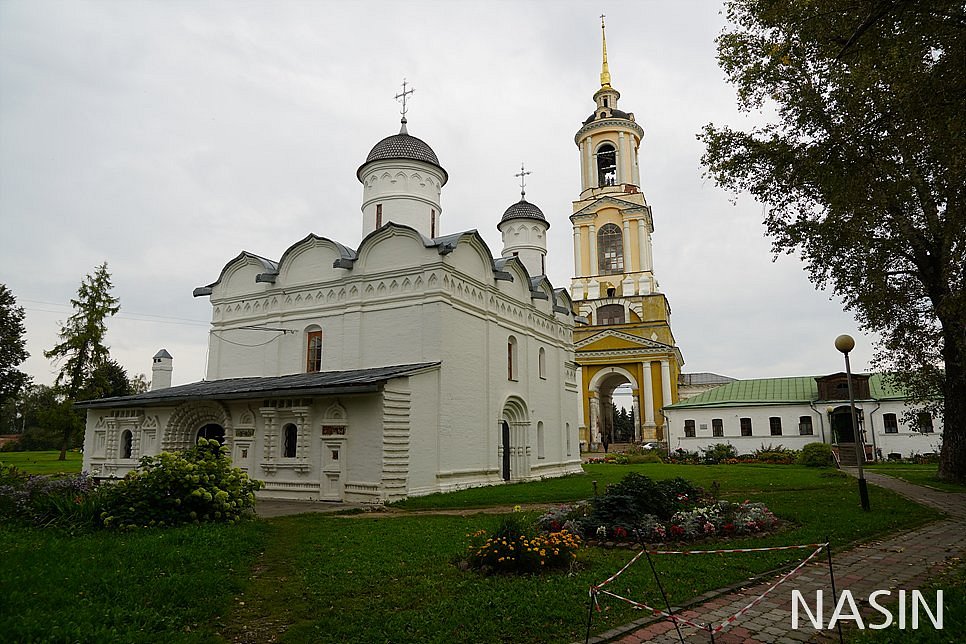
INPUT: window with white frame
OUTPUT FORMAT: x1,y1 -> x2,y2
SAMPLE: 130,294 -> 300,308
740,418 -> 753,436
883,413 -> 899,433
283,423 -> 298,458
799,416 -> 814,436
712,418 -> 723,437
769,417 -> 783,436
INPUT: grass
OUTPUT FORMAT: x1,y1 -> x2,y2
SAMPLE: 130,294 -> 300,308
866,463 -> 966,493
229,464 -> 944,643
0,520 -> 268,643
0,463 -> 948,643
0,450 -> 83,475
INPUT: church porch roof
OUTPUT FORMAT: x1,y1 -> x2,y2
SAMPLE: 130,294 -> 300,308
76,363 -> 441,409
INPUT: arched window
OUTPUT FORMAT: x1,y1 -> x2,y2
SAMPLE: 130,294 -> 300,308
598,223 -> 624,274
306,329 -> 323,373
197,423 -> 225,445
597,304 -> 625,325
121,430 -> 133,459
283,423 -> 298,458
596,143 -> 617,186
537,421 -> 545,459
538,347 -> 547,379
507,336 -> 518,381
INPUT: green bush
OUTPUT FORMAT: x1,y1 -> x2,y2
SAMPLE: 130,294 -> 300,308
0,464 -> 103,531
99,438 -> 262,530
754,443 -> 798,464
582,473 -> 703,536
703,443 -> 738,464
798,442 -> 833,467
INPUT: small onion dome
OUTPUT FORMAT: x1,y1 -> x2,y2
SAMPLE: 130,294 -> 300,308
357,129 -> 448,185
500,199 -> 549,228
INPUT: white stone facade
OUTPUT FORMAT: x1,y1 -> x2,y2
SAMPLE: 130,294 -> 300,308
665,398 -> 943,460
82,224 -> 582,502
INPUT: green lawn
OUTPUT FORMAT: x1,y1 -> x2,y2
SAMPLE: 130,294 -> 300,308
0,521 -> 268,643
0,463 -> 949,643
866,463 -> 966,493
231,464 -> 944,643
0,450 -> 83,475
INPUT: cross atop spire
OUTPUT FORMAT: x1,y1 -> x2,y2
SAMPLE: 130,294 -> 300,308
395,78 -> 414,133
514,163 -> 532,200
600,15 -> 612,89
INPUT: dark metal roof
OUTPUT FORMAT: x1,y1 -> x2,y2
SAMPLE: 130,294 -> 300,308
76,363 -> 440,409
582,108 -> 633,125
153,349 -> 173,359
357,131 -> 447,184
500,199 -> 548,226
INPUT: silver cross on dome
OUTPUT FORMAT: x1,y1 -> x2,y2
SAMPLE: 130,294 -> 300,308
514,162 -> 532,200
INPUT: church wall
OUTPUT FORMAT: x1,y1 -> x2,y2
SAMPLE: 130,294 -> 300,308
278,243 -> 348,286
361,159 -> 444,238
406,364 -> 458,496
436,305 -> 493,485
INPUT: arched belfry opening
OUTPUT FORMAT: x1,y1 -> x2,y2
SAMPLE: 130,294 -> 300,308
596,143 -> 617,186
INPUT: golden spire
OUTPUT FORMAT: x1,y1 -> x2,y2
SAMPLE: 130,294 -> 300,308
599,14 -> 612,89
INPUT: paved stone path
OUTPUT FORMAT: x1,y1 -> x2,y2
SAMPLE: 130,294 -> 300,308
589,471 -> 966,644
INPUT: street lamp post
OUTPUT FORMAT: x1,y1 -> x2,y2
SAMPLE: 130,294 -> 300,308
835,334 -> 871,511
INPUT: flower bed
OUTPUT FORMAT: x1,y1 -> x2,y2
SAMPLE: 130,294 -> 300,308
461,513 -> 581,575
537,473 -> 780,546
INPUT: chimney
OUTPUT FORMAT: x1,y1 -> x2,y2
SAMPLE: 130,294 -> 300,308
151,349 -> 173,391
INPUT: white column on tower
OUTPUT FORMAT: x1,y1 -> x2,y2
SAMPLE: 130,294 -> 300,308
617,132 -> 625,184
637,219 -> 648,272
622,219 -> 633,271
584,136 -> 594,190
660,360 -> 673,422
573,227 -> 583,276
589,396 -> 602,446
632,139 -> 641,185
642,363 -> 655,428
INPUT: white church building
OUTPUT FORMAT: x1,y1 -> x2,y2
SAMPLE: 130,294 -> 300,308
79,107 -> 583,502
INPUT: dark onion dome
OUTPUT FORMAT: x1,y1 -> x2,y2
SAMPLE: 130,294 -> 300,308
357,125 -> 448,184
500,199 -> 549,228
582,108 -> 633,125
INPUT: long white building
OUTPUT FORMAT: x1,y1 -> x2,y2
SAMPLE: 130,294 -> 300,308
663,372 -> 943,462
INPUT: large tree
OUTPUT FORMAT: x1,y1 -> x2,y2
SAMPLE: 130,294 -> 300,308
700,1 -> 965,481
45,262 -> 120,459
0,283 -> 30,412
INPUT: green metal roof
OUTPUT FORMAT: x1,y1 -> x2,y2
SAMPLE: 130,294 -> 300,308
667,373 -> 904,409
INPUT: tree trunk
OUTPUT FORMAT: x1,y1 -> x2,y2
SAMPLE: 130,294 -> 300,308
938,324 -> 965,483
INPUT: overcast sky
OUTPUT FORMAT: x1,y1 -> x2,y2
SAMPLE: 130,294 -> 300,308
0,0 -> 875,389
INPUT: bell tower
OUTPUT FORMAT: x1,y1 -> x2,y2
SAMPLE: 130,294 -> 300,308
571,17 -> 683,450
